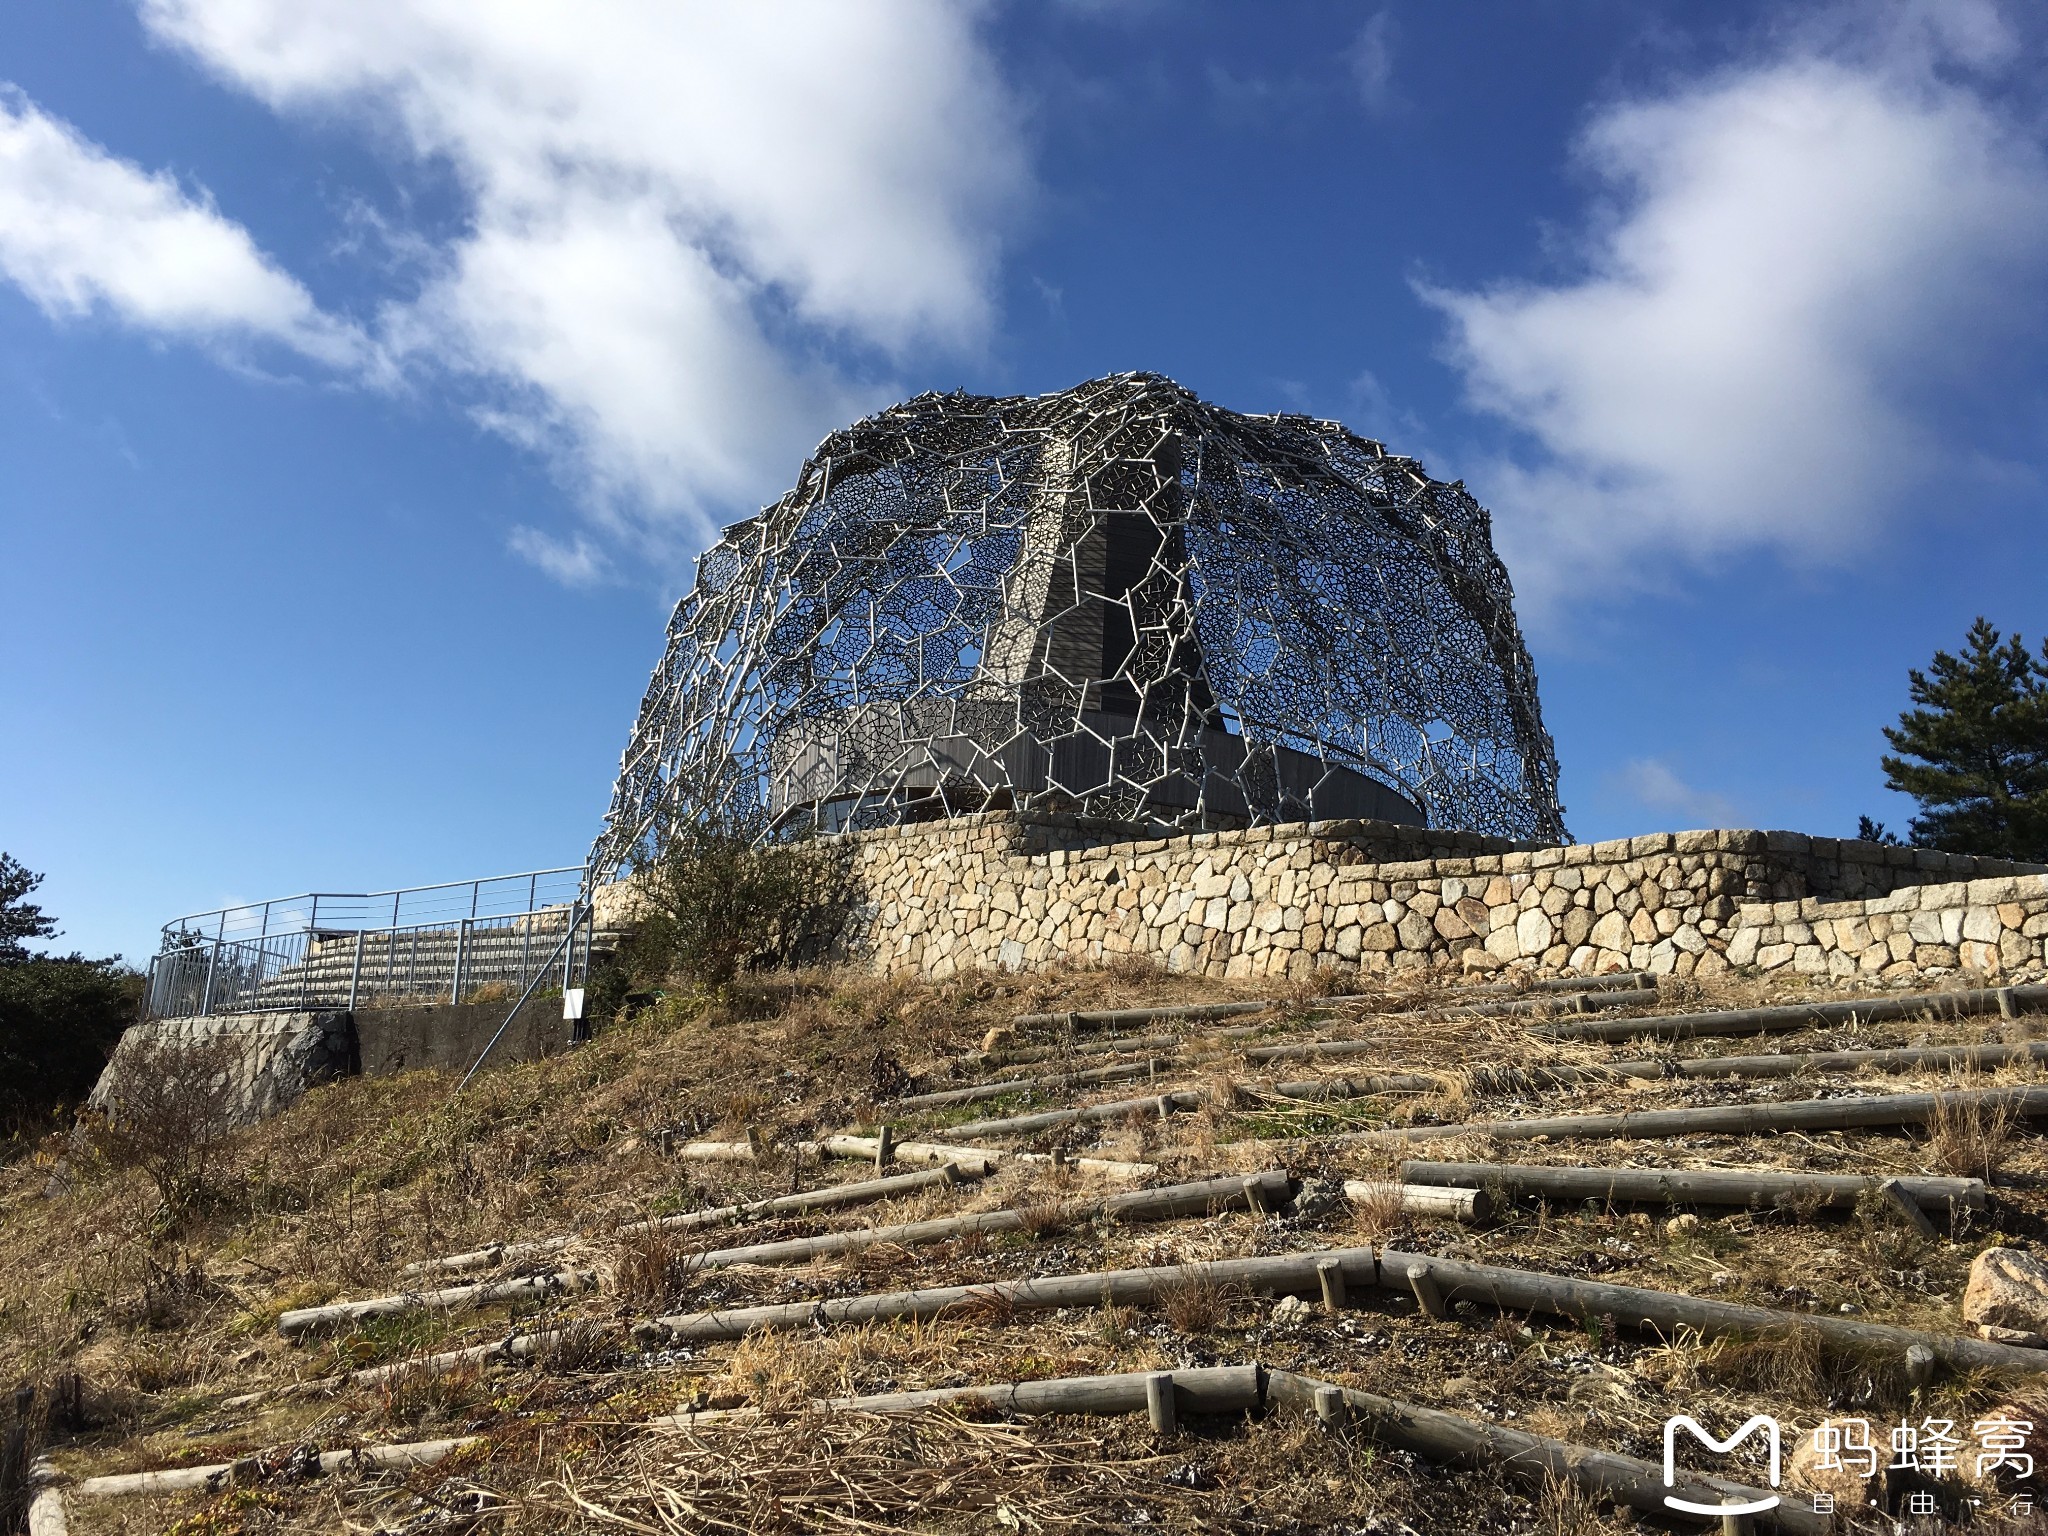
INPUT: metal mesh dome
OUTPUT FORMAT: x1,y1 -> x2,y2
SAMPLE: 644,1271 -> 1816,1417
591,372 -> 1563,879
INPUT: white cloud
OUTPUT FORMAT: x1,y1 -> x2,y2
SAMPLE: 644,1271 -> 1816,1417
0,89 -> 365,367
138,0 -> 1028,540
1612,757 -> 1740,829
507,525 -> 606,587
1422,23 -> 2048,611
1346,12 -> 1399,116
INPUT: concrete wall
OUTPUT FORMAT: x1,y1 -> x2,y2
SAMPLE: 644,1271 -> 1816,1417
88,997 -> 571,1131
837,812 -> 2048,983
352,997 -> 570,1077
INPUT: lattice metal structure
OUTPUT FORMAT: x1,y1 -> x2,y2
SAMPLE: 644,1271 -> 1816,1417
591,372 -> 1563,880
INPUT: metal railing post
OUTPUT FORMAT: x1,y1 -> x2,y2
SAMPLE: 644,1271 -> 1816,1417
452,919 -> 469,1004
199,916 -> 223,1016
349,931 -> 365,1012
560,904 -> 578,994
573,898 -> 596,1044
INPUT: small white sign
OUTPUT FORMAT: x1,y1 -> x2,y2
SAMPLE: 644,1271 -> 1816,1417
562,987 -> 586,1021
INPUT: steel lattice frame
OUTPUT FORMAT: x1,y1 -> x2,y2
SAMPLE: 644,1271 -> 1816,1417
591,373 -> 1563,881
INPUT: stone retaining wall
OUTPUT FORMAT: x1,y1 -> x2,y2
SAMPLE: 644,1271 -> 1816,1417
1731,874 -> 2048,981
88,1011 -> 357,1129
98,814 -> 2048,1130
839,812 -> 2048,983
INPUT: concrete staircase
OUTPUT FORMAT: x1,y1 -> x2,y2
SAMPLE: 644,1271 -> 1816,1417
152,911 -> 624,1017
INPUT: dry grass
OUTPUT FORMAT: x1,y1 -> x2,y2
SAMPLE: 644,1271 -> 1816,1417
1347,1176 -> 1408,1245
1273,963 -> 1373,1003
722,1329 -> 834,1412
1926,1088 -> 2020,1178
1533,1474 -> 1633,1535
1156,1271 -> 1236,1334
1013,1198 -> 1071,1238
522,1412 -> 1193,1534
613,1226 -> 697,1310
18,961 -> 2048,1535
372,1358 -> 486,1429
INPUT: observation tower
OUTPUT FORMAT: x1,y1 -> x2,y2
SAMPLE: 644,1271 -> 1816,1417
592,373 -> 1562,880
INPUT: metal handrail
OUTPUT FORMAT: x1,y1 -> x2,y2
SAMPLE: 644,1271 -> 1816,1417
159,866 -> 586,948
143,901 -> 601,1021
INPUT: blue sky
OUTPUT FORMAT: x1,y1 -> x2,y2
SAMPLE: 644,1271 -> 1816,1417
4,0 -> 2046,961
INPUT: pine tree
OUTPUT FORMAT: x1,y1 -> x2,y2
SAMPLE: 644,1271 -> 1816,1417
1880,619 -> 2048,860
0,852 -> 58,964
0,854 -> 133,1131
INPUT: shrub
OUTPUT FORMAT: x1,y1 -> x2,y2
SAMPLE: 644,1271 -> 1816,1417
624,815 -> 852,988
84,1031 -> 246,1224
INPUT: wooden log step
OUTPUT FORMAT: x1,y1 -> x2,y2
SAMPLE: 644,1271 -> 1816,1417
671,1140 -> 759,1163
651,1364 -> 1268,1429
805,1134 -> 1157,1179
1246,990 -> 1650,1067
944,1090 -> 1207,1140
649,1358 -> 1805,1531
229,1322 -> 597,1403
1262,1371 -> 1821,1534
1268,1038 -> 2048,1102
1639,1038 -> 2048,1081
1310,1083 -> 2048,1149
1536,983 -> 2048,1044
402,1235 -> 574,1279
1272,1073 -> 1443,1099
890,1058 -> 1178,1112
1395,1159 -> 1987,1212
403,1167 -> 976,1279
1342,1181 -> 1491,1223
964,1033 -> 1181,1071
1376,1249 -> 2048,1374
26,1489 -> 63,1536
69,1436 -> 477,1498
1009,973 -> 1659,1032
684,1171 -> 1295,1270
277,1268 -> 596,1339
338,1329 -> 568,1387
1251,1034 -> 1583,1068
1009,1000 -> 1278,1030
1460,970 -> 1656,999
634,1246 -> 1380,1343
1455,986 -> 1660,1019
617,1164 -> 972,1237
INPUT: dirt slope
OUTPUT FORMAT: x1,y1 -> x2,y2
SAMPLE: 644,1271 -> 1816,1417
6,961 -> 2048,1534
